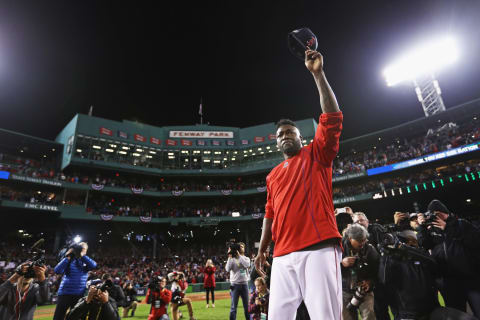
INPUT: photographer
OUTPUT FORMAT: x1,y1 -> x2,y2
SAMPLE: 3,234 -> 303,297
416,199 -> 480,317
226,242 -> 250,320
351,211 -> 394,320
53,242 -> 97,320
379,230 -> 440,319
122,281 -> 139,318
0,262 -> 49,320
101,274 -> 125,309
341,224 -> 379,320
204,259 -> 216,308
65,281 -> 120,320
168,271 -> 196,320
145,276 -> 172,320
248,277 -> 269,320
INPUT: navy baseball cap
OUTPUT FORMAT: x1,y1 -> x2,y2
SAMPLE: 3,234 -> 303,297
287,28 -> 318,60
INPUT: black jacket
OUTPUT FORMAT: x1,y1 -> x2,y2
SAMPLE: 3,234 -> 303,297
341,237 -> 380,293
0,280 -> 49,320
380,246 -> 439,319
123,287 -> 138,307
66,296 -> 120,320
417,217 -> 480,280
107,284 -> 125,307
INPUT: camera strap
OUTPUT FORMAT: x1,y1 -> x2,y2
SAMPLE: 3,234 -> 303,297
15,282 -> 31,320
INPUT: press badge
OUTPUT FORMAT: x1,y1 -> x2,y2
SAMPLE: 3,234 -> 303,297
155,300 -> 161,308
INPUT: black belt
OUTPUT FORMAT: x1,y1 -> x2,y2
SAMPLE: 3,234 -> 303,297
298,238 -> 340,251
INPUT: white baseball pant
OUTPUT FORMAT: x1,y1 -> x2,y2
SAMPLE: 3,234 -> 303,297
268,245 -> 342,320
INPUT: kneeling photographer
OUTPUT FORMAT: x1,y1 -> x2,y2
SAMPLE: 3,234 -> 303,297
341,224 -> 379,320
168,271 -> 196,320
122,281 -> 140,318
0,261 -> 49,320
66,278 -> 120,320
53,240 -> 97,320
146,276 -> 172,320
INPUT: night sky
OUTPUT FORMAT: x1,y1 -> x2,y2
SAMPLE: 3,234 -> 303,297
0,1 -> 479,141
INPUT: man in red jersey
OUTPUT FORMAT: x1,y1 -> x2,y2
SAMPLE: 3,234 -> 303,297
255,48 -> 343,320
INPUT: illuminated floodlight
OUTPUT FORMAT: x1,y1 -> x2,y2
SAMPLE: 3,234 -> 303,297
384,37 -> 458,86
73,235 -> 82,243
232,212 -> 241,217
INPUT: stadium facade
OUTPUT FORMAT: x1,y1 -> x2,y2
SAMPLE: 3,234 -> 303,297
1,99 -> 479,251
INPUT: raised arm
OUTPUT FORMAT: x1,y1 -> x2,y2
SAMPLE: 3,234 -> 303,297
305,49 -> 340,114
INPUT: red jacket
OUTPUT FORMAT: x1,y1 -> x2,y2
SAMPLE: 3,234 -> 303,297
146,288 -> 172,317
265,112 -> 343,257
203,266 -> 216,288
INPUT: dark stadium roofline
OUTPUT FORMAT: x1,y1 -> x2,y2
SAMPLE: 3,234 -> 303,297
338,97 -> 480,151
0,128 -> 62,146
73,113 -> 318,132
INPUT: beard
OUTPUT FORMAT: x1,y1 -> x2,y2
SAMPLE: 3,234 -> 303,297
281,140 -> 302,157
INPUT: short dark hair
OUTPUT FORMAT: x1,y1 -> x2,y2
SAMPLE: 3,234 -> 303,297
276,119 -> 297,130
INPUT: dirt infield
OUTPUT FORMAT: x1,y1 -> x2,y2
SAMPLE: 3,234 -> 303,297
34,291 -> 231,319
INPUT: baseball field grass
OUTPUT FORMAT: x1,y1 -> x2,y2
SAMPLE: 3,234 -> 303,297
33,291 -> 446,319
34,290 -> 242,320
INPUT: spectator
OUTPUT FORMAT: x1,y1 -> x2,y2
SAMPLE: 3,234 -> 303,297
203,259 -> 216,308
248,277 -> 269,320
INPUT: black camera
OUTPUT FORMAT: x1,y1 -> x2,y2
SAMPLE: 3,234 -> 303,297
423,211 -> 437,226
16,239 -> 46,279
148,276 -> 162,291
86,278 -> 113,293
227,240 -> 241,258
57,238 -> 84,261
172,290 -> 183,305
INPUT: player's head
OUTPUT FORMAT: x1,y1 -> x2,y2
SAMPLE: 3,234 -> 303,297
276,119 -> 303,158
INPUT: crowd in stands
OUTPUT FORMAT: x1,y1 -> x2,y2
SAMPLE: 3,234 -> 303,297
1,158 -> 478,218
87,196 -> 266,218
333,118 -> 480,177
0,241 -> 232,300
2,117 -> 479,189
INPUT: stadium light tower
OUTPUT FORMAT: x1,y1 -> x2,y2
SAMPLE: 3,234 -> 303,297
383,36 -> 459,117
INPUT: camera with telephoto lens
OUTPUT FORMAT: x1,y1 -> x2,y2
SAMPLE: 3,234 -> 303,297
227,239 -> 241,258
346,255 -> 370,310
346,286 -> 367,311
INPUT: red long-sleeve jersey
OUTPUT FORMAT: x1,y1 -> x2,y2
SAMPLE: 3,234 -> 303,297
265,112 -> 343,257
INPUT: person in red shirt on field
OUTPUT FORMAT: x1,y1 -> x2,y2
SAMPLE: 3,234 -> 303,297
203,259 -> 216,308
146,276 -> 172,320
254,48 -> 343,320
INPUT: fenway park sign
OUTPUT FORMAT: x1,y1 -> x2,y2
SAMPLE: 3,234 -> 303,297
169,131 -> 234,139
